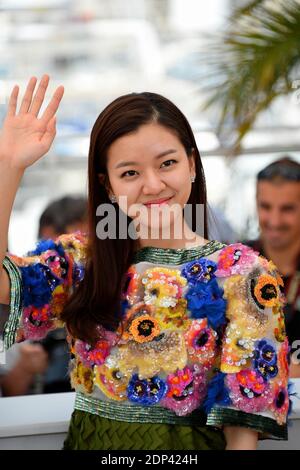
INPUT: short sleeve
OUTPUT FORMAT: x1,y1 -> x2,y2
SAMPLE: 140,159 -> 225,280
1,232 -> 87,349
205,243 -> 291,440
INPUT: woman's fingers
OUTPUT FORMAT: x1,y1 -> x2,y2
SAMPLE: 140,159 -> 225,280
29,74 -> 50,116
41,116 -> 56,149
18,76 -> 37,115
7,75 -> 64,127
40,85 -> 64,124
7,85 -> 19,116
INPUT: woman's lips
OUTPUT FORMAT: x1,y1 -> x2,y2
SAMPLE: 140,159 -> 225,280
143,196 -> 173,207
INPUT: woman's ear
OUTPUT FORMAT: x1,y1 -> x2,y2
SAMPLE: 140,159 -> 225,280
189,148 -> 196,177
98,173 -> 113,198
98,173 -> 110,191
98,173 -> 106,186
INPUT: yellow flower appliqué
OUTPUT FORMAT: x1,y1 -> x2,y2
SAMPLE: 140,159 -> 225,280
142,267 -> 187,308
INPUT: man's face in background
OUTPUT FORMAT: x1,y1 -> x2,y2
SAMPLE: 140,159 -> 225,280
256,180 -> 300,249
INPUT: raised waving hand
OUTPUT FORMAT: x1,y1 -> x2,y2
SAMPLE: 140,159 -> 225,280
0,74 -> 64,169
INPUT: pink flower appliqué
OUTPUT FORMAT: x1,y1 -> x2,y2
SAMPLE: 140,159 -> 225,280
226,369 -> 272,413
22,305 -> 55,340
184,319 -> 217,370
215,243 -> 258,277
40,250 -> 68,279
75,329 -> 117,367
270,382 -> 290,424
122,266 -> 141,305
161,365 -> 207,416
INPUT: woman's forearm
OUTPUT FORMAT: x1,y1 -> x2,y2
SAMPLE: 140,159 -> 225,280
0,160 -> 24,269
224,426 -> 258,450
0,75 -> 64,302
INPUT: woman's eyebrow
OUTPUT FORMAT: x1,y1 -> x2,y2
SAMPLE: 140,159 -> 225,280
114,149 -> 177,169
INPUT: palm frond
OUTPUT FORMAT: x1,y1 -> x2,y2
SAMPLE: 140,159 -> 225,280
200,0 -> 300,153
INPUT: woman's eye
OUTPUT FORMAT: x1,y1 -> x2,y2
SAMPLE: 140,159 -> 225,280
121,170 -> 138,178
161,159 -> 177,168
120,159 -> 177,178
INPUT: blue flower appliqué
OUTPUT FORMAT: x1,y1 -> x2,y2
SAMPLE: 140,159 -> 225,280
21,263 -> 61,308
253,339 -> 278,381
28,239 -> 66,258
127,374 -> 168,406
185,278 -> 227,330
181,258 -> 217,285
72,263 -> 85,284
203,371 -> 231,414
120,298 -> 130,317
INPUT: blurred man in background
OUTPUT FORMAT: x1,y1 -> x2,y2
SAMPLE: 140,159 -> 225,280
0,340 -> 48,396
38,195 -> 88,240
0,195 -> 88,396
37,195 -> 88,393
245,157 -> 300,377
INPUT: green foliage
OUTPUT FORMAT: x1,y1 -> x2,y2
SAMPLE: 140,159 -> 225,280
202,0 -> 300,153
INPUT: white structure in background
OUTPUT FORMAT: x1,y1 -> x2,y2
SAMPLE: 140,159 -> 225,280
168,0 -> 228,32
73,0 -> 147,19
0,0 -> 70,7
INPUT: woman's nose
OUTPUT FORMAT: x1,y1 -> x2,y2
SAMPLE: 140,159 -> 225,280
142,172 -> 166,195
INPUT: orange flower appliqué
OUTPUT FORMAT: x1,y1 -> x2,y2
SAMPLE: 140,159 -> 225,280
129,315 -> 161,343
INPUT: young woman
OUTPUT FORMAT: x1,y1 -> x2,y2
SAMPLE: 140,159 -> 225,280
0,75 -> 290,450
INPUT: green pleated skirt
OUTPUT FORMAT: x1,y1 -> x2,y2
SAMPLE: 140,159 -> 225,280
63,410 -> 226,450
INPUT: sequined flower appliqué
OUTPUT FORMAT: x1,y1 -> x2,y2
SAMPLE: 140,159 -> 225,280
181,258 -> 217,284
127,374 -> 168,405
20,263 -> 61,308
226,370 -> 272,413
270,383 -> 290,424
185,319 -> 217,369
155,298 -> 190,331
251,273 -> 281,310
122,266 -> 141,306
22,304 -> 55,340
75,330 -> 117,368
70,360 -> 94,394
119,302 -> 158,341
215,243 -> 258,277
129,315 -> 161,343
94,364 -> 129,401
142,267 -> 187,308
161,366 -> 207,416
116,331 -> 187,379
185,279 -> 227,330
253,339 -> 278,381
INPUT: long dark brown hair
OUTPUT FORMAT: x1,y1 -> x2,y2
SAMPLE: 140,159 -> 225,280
61,92 -> 208,344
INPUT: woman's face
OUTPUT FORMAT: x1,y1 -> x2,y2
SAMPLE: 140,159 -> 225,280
105,122 -> 196,235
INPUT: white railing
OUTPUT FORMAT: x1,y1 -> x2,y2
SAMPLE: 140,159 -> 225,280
0,380 -> 299,450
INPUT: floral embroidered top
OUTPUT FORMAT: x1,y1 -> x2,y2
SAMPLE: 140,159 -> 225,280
2,234 -> 291,439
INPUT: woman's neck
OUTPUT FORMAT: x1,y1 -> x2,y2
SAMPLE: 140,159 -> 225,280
135,223 -> 208,250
